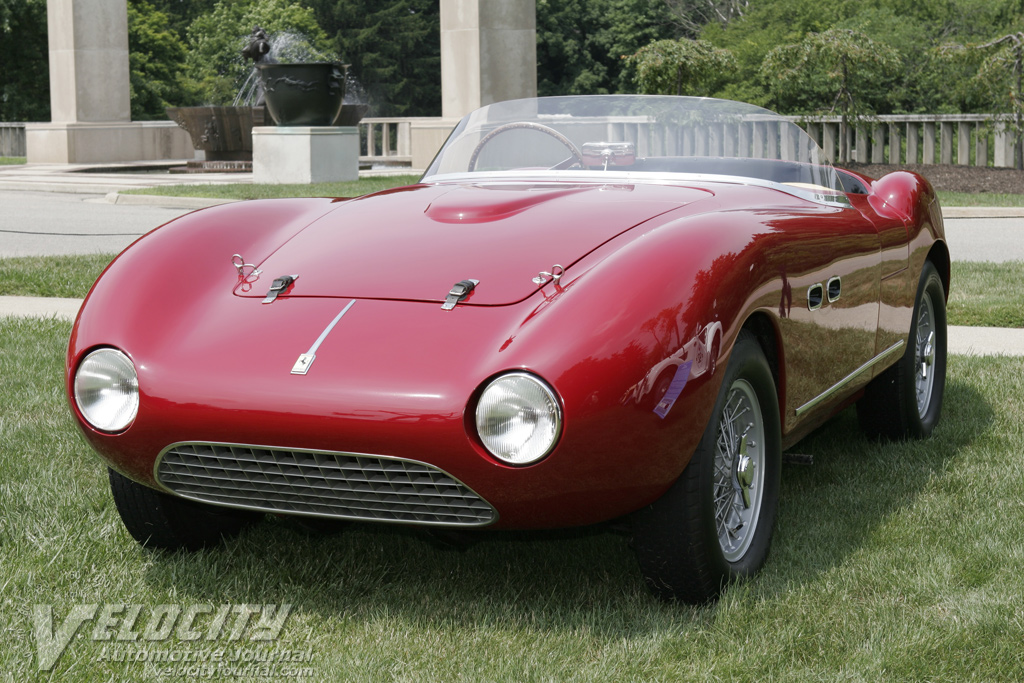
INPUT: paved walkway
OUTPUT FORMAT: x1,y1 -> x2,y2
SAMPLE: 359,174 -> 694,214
2,291 -> 1016,357
1,162 -> 1022,356
0,159 -> 252,195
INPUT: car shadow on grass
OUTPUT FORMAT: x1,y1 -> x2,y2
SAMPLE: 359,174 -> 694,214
762,372 -> 994,596
136,371 -> 992,631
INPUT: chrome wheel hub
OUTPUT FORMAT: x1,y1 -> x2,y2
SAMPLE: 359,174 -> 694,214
915,292 -> 936,417
734,446 -> 755,509
713,379 -> 765,562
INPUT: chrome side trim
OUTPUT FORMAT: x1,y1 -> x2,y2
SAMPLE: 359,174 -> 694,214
794,340 -> 905,417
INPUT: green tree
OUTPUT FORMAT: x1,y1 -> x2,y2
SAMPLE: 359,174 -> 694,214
128,0 -> 193,119
662,0 -> 750,38
760,28 -> 900,160
626,38 -> 735,96
700,0 -> 1024,112
537,0 -> 676,96
185,0 -> 332,106
943,30 -> 1024,167
0,0 -> 49,122
145,0 -> 206,37
304,0 -> 440,117
699,0 -> 856,106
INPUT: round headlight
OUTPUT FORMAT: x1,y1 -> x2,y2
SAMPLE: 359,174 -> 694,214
74,349 -> 139,432
475,372 -> 562,465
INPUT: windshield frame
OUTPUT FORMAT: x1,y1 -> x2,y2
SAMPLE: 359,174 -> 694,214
421,95 -> 851,208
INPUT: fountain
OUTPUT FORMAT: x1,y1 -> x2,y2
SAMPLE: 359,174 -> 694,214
165,106 -> 265,171
167,27 -> 369,174
257,62 -> 346,126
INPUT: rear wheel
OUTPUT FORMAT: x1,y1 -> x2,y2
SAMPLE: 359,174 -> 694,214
633,331 -> 781,603
109,469 -> 260,551
857,261 -> 946,440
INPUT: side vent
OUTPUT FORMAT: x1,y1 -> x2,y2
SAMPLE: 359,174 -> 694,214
827,276 -> 842,303
807,283 -> 824,311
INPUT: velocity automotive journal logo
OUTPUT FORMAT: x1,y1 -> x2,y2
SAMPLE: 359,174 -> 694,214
32,603 -> 305,673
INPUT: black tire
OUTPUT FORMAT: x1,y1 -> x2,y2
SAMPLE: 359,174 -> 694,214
632,331 -> 782,603
857,261 -> 946,440
108,469 -> 260,551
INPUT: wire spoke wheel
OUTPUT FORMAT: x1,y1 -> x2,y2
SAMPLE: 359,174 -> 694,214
632,331 -> 780,603
712,379 -> 765,562
857,260 -> 946,441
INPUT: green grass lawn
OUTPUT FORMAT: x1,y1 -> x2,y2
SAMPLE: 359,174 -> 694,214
0,253 -> 118,298
949,261 -> 1024,327
1,317 -> 1022,680
2,255 -> 1020,329
0,156 -> 26,165
121,175 -> 421,200
936,191 -> 1024,207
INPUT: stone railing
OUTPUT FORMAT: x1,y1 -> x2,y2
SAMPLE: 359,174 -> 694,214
0,119 -> 421,166
358,117 -> 415,166
362,113 -> 1023,169
795,114 -> 1018,167
1,123 -> 27,157
7,114 -> 1018,169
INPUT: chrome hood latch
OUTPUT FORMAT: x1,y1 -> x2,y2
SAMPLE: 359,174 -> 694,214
263,274 -> 299,304
442,279 -> 479,310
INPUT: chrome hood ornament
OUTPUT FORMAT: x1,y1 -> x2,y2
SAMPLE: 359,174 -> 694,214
532,264 -> 564,285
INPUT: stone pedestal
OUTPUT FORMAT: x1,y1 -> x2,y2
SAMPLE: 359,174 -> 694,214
29,0 -> 191,163
440,0 -> 537,120
27,121 -> 194,164
252,127 -> 359,184
411,118 -> 461,170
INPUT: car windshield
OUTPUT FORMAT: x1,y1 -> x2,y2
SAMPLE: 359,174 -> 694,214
422,95 -> 847,202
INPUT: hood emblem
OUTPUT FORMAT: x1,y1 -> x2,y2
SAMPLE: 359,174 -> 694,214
291,300 -> 357,375
532,264 -> 564,285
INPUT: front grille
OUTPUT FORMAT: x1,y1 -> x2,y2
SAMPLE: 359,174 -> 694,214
155,442 -> 497,527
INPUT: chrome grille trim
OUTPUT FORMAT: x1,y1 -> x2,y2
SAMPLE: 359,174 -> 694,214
154,442 -> 497,527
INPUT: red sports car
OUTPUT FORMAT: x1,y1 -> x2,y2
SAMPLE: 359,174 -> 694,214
67,95 -> 948,603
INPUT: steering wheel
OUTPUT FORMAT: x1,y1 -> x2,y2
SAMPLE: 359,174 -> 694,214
467,121 -> 584,172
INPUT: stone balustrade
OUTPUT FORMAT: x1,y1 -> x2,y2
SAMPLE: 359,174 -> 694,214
5,113 -> 1021,169
796,114 -> 1020,167
1,123 -> 27,157
358,117 -> 413,166
3,119 -> 419,167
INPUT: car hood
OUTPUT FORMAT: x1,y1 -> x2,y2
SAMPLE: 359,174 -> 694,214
239,181 -> 713,305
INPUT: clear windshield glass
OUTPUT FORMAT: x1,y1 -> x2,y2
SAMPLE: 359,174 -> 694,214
423,95 -> 845,198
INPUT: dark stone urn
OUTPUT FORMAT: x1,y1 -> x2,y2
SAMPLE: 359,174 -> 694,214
256,63 -> 348,126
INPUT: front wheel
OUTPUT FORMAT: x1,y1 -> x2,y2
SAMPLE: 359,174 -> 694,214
109,469 -> 260,551
857,261 -> 947,440
633,331 -> 781,603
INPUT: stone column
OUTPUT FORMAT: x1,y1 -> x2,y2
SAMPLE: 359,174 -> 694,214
413,0 -> 537,169
27,0 -> 192,163
47,0 -> 131,124
440,0 -> 537,119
